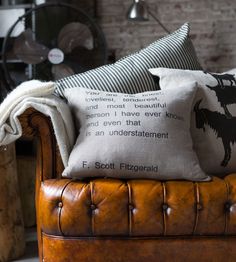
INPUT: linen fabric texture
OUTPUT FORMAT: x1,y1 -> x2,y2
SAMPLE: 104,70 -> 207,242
149,68 -> 236,175
54,23 -> 202,97
62,85 -> 209,181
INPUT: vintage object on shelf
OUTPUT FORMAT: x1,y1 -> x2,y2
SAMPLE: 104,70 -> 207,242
1,2 -> 107,90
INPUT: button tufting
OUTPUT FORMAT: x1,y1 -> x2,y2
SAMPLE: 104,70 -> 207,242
91,204 -> 96,210
225,202 -> 231,211
129,204 -> 134,211
197,203 -> 203,211
162,203 -> 168,211
58,202 -> 63,208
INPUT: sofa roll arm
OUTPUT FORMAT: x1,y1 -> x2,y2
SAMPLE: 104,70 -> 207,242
19,107 -> 65,261
19,107 -> 64,182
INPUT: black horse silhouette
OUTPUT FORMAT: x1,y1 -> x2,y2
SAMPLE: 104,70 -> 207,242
204,71 -> 236,88
206,84 -> 236,118
204,72 -> 236,118
194,99 -> 236,167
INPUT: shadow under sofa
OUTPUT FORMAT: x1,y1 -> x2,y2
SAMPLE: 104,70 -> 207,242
19,108 -> 236,262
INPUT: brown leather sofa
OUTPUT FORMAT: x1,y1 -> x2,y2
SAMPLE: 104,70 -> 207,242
20,108 -> 236,262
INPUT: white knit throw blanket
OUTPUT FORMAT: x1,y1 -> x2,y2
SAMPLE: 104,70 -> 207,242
0,80 -> 75,167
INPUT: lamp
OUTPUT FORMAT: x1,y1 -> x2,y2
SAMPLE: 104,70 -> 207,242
126,0 -> 170,34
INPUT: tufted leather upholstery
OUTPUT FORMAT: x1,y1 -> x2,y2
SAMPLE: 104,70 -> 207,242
39,176 -> 236,238
19,109 -> 236,262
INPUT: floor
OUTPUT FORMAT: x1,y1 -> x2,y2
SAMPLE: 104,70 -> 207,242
13,228 -> 39,262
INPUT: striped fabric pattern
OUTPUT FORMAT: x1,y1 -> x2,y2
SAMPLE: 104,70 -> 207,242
54,23 -> 202,97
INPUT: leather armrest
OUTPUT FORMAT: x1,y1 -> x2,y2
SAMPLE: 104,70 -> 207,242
19,107 -> 65,261
19,107 -> 64,182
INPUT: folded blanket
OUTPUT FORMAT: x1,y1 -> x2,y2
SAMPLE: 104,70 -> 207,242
0,80 -> 75,167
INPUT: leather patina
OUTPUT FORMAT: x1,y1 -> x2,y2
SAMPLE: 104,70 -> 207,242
19,108 -> 236,262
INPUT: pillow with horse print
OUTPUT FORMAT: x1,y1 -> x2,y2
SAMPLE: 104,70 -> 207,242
62,84 -> 209,181
149,67 -> 236,175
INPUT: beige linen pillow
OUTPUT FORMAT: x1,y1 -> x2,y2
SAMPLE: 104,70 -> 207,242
62,84 -> 209,181
149,67 -> 236,175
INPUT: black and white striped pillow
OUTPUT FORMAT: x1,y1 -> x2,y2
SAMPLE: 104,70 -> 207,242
54,23 -> 202,97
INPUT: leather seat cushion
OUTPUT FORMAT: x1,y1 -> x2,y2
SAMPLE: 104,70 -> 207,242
39,175 -> 236,237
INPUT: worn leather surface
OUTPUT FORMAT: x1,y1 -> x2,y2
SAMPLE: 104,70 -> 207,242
20,109 -> 236,262
42,234 -> 236,262
39,175 -> 236,237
